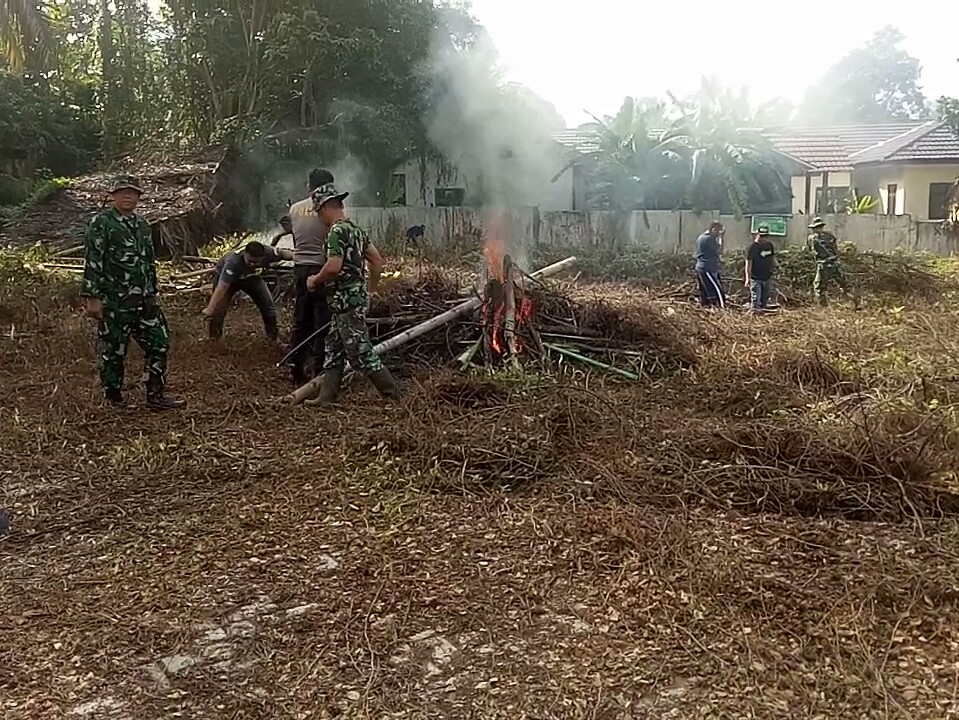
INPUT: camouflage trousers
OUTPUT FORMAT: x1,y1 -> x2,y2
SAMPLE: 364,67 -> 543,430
324,305 -> 382,374
97,303 -> 170,391
813,261 -> 859,306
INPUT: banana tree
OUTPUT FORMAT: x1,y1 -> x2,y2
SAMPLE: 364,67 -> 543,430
846,192 -> 880,214
583,97 -> 685,214
670,78 -> 791,216
1,0 -> 52,69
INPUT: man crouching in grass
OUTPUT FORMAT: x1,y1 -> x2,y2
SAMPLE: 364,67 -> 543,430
744,224 -> 776,312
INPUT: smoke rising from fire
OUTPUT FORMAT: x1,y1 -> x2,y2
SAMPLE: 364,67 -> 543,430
425,20 -> 566,262
249,145 -> 373,231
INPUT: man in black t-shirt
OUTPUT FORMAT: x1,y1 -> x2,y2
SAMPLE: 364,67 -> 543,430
744,225 -> 776,311
202,240 -> 293,341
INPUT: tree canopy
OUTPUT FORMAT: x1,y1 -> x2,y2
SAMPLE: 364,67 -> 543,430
798,26 -> 928,124
0,0 -> 567,206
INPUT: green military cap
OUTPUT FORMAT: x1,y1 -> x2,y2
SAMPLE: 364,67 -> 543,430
109,174 -> 144,194
808,217 -> 825,229
311,182 -> 349,209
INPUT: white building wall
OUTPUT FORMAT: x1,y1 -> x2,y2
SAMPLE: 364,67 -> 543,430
394,144 -> 575,210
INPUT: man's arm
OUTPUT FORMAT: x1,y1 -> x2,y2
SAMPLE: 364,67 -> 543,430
309,255 -> 343,287
365,243 -> 383,294
202,256 -> 238,315
269,229 -> 292,247
270,247 -> 294,262
307,225 -> 345,290
202,281 -> 233,317
81,216 -> 106,299
81,217 -> 106,318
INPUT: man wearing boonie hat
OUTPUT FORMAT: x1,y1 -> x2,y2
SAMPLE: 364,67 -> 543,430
744,223 -> 776,311
303,184 -> 401,405
80,174 -> 185,409
806,217 -> 859,308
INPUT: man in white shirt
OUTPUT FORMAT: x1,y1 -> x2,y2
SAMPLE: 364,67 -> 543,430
286,168 -> 335,384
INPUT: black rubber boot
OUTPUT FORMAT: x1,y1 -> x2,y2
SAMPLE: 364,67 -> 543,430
105,388 -> 125,406
291,363 -> 309,387
305,366 -> 343,406
146,378 -> 185,410
370,368 -> 401,401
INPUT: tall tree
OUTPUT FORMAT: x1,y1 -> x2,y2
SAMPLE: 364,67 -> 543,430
798,26 -> 927,124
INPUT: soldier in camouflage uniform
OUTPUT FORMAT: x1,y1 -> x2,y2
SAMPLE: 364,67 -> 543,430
806,217 -> 860,308
303,183 -> 400,405
81,175 -> 185,409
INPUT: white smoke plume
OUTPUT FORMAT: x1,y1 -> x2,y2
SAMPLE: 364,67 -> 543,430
425,21 -> 566,266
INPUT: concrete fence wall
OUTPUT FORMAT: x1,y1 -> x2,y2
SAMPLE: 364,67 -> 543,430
348,207 -> 959,256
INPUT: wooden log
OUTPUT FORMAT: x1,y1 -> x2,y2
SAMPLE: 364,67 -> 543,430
289,255 -> 577,404
171,267 -> 215,281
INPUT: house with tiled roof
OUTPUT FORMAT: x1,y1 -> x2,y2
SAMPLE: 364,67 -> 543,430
764,121 -> 959,219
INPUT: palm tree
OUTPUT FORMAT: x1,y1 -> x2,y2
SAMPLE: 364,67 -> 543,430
0,0 -> 51,70
583,97 -> 684,214
670,78 -> 790,216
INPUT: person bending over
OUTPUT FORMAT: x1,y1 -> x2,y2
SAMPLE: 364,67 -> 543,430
203,240 -> 293,342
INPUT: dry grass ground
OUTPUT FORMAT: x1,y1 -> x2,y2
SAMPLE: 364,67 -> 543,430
3,257 -> 959,719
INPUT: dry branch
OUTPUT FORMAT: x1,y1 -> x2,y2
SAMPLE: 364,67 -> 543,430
289,256 -> 578,404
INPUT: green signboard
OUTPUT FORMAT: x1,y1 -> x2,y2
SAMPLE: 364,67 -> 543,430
750,214 -> 788,237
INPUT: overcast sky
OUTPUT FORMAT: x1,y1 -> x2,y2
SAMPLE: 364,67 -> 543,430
469,0 -> 956,126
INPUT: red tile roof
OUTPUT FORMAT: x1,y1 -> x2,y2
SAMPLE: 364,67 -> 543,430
763,123 -> 925,171
850,122 -> 959,164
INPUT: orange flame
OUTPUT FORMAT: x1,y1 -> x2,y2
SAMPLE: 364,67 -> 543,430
518,297 -> 534,322
483,211 -> 510,282
483,236 -> 506,281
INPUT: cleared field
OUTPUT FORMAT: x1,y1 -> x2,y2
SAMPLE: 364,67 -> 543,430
3,255 -> 959,719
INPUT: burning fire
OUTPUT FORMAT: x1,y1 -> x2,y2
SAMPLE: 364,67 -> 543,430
481,213 -> 534,359
483,237 -> 507,283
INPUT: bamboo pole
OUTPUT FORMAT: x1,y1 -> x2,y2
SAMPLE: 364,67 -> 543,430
289,255 -> 578,404
38,263 -> 84,271
501,255 -> 518,356
53,244 -> 84,258
543,342 -> 639,381
178,255 -> 217,265
176,284 -> 213,295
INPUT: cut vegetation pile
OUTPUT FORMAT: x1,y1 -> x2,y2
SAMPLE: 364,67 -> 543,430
532,242 -> 948,304
0,147 -> 253,256
3,255 -> 959,718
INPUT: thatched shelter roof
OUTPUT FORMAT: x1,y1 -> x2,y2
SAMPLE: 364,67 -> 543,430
1,146 -> 254,257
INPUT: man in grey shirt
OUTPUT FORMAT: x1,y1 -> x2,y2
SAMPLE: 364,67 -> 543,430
202,240 -> 293,341
286,168 -> 335,384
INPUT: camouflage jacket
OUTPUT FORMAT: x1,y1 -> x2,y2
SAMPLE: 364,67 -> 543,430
82,207 -> 158,301
806,230 -> 839,263
325,218 -> 370,311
